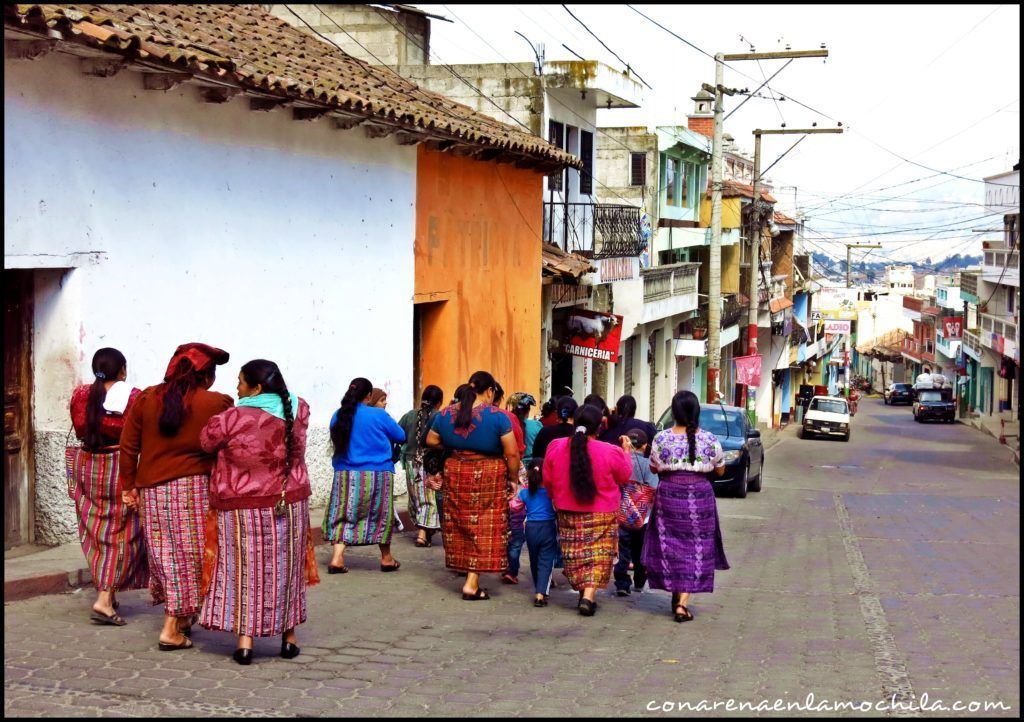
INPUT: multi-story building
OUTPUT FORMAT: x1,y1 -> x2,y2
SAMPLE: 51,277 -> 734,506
593,115 -> 712,419
961,164 -> 1019,422
885,265 -> 915,293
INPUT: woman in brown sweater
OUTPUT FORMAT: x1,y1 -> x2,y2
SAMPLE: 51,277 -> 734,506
119,343 -> 233,651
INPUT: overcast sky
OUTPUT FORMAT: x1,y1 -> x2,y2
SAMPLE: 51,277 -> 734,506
417,3 -> 1020,268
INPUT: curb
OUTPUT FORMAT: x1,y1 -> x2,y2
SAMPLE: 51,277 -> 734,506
4,568 -> 93,603
4,507 -> 418,603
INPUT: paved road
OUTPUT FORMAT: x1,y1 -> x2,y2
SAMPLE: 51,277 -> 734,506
4,399 -> 1019,717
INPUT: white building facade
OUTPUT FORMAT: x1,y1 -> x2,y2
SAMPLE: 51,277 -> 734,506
4,52 -> 417,543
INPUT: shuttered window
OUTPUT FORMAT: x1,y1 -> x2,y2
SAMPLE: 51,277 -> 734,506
548,120 -> 565,192
630,152 -> 646,186
579,130 -> 594,195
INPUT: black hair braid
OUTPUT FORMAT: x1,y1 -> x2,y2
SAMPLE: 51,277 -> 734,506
686,426 -> 697,465
159,362 -> 205,437
278,387 -> 294,482
83,378 -> 108,451
332,377 -> 372,457
568,404 -> 602,504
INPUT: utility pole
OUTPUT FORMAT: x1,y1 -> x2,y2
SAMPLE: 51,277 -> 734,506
845,243 -> 882,288
704,47 -> 829,409
705,54 -> 729,403
749,127 -> 843,357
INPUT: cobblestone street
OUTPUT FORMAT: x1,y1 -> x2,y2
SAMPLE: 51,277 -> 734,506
4,399 -> 1019,717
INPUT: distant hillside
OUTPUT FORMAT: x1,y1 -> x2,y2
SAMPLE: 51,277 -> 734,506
811,253 -> 982,280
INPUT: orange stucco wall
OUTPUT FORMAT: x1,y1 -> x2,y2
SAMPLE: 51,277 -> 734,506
414,147 -> 543,405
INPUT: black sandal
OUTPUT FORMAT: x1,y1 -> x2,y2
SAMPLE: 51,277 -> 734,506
578,598 -> 597,616
380,561 -> 401,572
674,603 -> 693,623
533,595 -> 548,607
327,564 -> 349,574
413,538 -> 431,548
461,587 -> 490,601
90,609 -> 127,626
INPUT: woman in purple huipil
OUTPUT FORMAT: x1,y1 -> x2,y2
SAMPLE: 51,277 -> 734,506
641,390 -> 728,623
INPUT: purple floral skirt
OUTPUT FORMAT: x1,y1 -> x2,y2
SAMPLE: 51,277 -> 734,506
641,471 -> 729,593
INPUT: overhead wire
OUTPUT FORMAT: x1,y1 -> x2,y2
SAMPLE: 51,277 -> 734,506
560,4 -> 653,89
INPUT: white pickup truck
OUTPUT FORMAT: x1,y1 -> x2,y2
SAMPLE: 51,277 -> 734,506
801,395 -> 852,442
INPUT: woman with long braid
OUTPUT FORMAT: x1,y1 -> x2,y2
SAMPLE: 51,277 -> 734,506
642,390 -> 728,623
425,371 -> 520,601
322,377 -> 406,574
119,343 -> 232,651
68,347 -> 148,626
541,404 -> 632,617
398,385 -> 445,547
198,360 -> 318,665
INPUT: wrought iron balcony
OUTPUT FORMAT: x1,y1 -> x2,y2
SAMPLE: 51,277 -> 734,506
543,202 -> 645,259
963,328 -> 983,359
689,293 -> 743,333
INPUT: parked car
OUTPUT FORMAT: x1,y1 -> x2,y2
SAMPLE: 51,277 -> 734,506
913,388 -> 956,423
884,383 -> 913,405
656,403 -> 764,498
801,396 -> 851,441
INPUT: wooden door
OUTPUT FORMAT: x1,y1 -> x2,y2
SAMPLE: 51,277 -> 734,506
4,270 -> 34,548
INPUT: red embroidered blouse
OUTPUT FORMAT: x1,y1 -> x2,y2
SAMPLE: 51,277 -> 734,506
69,383 -> 141,449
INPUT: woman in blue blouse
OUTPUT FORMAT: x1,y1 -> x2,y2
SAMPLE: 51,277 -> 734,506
425,370 -> 520,600
322,377 -> 406,574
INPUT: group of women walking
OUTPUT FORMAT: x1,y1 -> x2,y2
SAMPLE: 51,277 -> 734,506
67,348 -> 731,666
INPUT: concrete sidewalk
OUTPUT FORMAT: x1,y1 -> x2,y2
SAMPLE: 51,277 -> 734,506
4,429 -> 797,605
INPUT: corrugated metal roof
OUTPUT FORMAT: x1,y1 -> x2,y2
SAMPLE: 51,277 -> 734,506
5,4 -> 580,170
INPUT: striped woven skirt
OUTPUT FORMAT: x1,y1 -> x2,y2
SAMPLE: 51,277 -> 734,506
322,470 -> 395,546
441,454 -> 509,573
139,475 -> 208,616
556,511 -> 618,590
405,457 -> 441,531
641,471 -> 730,594
199,498 -> 318,638
71,450 -> 148,592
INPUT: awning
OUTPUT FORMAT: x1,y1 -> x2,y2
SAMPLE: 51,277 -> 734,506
542,243 -> 596,279
769,296 -> 793,314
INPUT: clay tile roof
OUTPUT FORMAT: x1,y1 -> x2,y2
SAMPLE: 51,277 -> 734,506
541,243 -> 596,279
5,4 -> 580,171
774,211 -> 796,225
769,296 -> 793,314
705,179 -> 776,203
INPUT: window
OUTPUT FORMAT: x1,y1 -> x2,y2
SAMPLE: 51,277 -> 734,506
579,130 -> 594,195
630,152 -> 646,186
679,162 -> 689,206
664,156 -> 680,206
809,398 -> 848,414
1008,288 -> 1016,315
548,120 -> 564,192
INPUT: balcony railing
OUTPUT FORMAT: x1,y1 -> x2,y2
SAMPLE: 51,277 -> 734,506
980,312 -> 1018,349
982,250 -> 1020,285
963,328 -> 983,359
543,202 -> 644,259
642,263 -> 699,302
688,293 -> 743,334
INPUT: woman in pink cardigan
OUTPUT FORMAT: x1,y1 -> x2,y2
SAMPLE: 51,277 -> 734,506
542,404 -> 632,616
198,359 -> 318,665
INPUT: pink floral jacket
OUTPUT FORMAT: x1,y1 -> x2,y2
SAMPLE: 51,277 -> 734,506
200,399 -> 312,511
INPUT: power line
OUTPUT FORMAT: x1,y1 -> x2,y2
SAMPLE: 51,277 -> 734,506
626,5 -> 1019,193
309,4 -> 537,135
561,4 -> 653,89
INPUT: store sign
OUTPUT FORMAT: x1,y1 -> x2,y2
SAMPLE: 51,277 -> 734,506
559,310 -> 624,363
942,317 -> 962,339
823,320 -> 851,335
814,287 -> 860,320
597,257 -> 640,283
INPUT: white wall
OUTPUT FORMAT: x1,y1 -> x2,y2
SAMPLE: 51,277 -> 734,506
6,54 -> 417,542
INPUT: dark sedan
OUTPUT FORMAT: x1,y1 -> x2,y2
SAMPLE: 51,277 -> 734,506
913,389 -> 956,423
657,403 -> 764,498
884,383 -> 913,405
